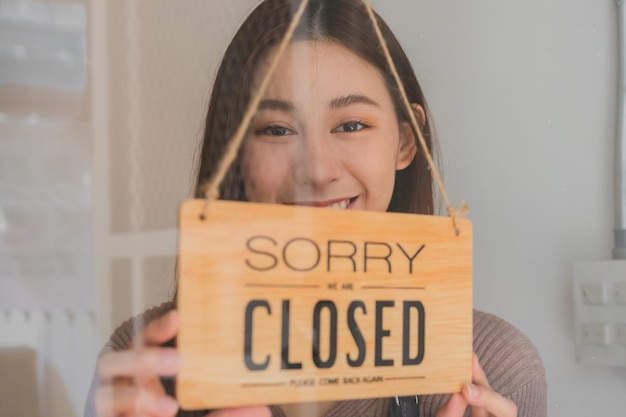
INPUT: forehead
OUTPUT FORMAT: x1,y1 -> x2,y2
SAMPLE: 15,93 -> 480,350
257,40 -> 391,105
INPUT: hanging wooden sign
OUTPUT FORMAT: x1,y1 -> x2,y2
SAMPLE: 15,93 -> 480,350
176,199 -> 472,409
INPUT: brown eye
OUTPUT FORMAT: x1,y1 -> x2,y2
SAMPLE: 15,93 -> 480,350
333,121 -> 369,133
256,125 -> 296,136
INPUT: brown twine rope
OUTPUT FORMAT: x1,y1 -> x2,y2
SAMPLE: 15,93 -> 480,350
199,0 -> 467,235
361,0 -> 467,235
200,0 -> 312,219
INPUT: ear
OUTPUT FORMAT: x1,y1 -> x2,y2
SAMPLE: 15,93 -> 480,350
396,103 -> 425,170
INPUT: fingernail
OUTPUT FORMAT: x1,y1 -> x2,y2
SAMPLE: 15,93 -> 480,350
466,383 -> 478,398
158,396 -> 179,414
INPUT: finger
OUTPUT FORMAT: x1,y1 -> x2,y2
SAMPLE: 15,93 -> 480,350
98,347 -> 181,381
143,375 -> 168,396
463,383 -> 517,417
95,384 -> 179,417
139,310 -> 179,347
471,353 -> 490,389
207,406 -> 271,417
435,393 -> 468,417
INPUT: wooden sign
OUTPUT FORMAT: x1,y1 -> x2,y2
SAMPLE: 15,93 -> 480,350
177,200 -> 472,409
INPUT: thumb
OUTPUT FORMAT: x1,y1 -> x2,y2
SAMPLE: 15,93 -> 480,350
436,393 -> 468,417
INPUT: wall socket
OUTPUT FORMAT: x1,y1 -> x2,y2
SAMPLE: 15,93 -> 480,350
573,260 -> 626,367
581,323 -> 611,346
580,283 -> 609,304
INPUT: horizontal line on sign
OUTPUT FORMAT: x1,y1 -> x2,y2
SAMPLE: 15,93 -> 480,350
385,376 -> 426,381
245,284 -> 320,289
242,382 -> 287,388
362,286 -> 426,290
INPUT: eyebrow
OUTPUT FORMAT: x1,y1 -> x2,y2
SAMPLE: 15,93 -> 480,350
258,99 -> 295,112
330,94 -> 380,109
257,94 -> 380,112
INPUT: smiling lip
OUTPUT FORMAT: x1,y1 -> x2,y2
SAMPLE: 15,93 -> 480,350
291,196 -> 357,210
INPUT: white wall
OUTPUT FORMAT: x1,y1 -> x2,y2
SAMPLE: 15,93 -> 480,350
376,0 -> 626,416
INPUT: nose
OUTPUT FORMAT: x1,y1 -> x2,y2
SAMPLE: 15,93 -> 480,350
293,135 -> 342,187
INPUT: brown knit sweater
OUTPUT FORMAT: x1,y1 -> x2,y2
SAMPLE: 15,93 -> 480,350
86,303 -> 546,417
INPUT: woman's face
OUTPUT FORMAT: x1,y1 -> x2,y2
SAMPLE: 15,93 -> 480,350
241,41 -> 416,212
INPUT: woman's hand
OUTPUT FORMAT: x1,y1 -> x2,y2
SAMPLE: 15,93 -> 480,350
436,354 -> 517,417
94,310 -> 182,417
94,310 -> 270,417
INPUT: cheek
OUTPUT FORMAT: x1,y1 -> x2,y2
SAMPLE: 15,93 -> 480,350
362,129 -> 401,174
359,133 -> 401,208
364,156 -> 397,200
240,143 -> 292,201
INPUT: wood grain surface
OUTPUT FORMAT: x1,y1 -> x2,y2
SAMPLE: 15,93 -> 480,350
177,200 -> 472,409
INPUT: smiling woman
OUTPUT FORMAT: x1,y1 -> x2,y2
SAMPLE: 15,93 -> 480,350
86,1 -> 547,417
195,0 -> 436,216
240,41 -> 417,212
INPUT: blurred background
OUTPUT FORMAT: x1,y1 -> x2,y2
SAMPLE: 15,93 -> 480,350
0,0 -> 625,416
0,0 -> 94,416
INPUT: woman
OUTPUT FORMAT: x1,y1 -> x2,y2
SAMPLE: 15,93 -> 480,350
88,1 -> 547,416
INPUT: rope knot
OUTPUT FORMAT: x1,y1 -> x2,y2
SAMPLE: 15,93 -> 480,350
447,202 -> 470,236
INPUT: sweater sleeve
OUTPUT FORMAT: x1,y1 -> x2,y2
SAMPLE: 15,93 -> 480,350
472,310 -> 547,417
83,302 -> 176,417
103,301 -> 176,353
418,310 -> 547,417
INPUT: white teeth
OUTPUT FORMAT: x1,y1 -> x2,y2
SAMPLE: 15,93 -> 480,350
327,199 -> 349,210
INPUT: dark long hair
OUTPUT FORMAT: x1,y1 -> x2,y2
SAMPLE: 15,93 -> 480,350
195,0 -> 437,214
167,5 -> 439,406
